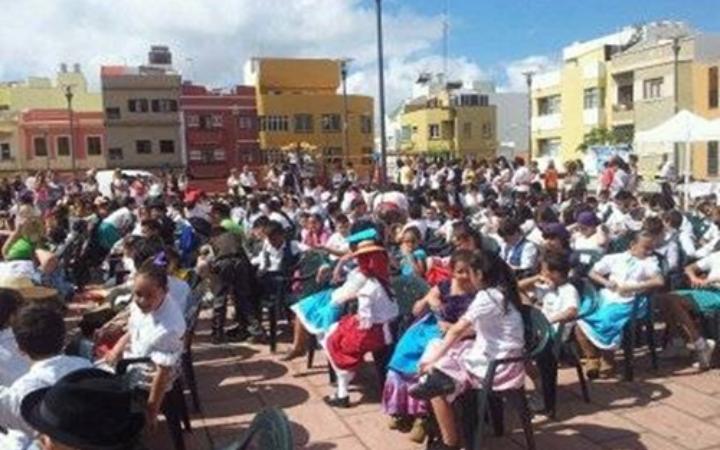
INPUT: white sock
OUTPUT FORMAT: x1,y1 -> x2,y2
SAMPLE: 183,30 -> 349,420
694,337 -> 707,351
336,370 -> 353,399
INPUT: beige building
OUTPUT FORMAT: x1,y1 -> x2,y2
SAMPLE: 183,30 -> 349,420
531,21 -> 720,180
101,46 -> 184,169
398,75 -> 497,159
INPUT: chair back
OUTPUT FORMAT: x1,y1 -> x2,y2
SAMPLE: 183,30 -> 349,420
519,304 -> 553,359
569,249 -> 603,278
390,274 -> 430,317
290,250 -> 329,302
219,407 -> 293,450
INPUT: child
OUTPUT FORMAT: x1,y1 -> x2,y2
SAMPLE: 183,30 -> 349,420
323,241 -> 400,408
498,219 -> 539,276
397,227 -> 427,277
409,251 -> 525,450
575,231 -> 665,379
382,250 -> 477,442
656,250 -> 719,368
0,289 -> 27,386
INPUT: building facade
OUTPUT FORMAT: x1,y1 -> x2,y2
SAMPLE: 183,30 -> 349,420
398,75 -> 497,159
180,83 -> 259,179
0,65 -> 102,172
19,109 -> 106,172
244,58 -> 375,176
531,21 -> 720,179
101,46 -> 184,170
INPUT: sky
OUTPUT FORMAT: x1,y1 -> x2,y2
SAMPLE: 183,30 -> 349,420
1,0 -> 719,112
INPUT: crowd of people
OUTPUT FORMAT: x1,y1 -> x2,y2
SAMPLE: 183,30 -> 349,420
0,151 -> 717,450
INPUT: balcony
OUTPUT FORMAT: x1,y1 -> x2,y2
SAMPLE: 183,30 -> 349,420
612,103 -> 634,124
583,108 -> 604,127
532,113 -> 562,132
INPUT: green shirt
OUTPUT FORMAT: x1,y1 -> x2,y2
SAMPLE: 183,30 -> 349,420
6,236 -> 35,261
220,218 -> 244,238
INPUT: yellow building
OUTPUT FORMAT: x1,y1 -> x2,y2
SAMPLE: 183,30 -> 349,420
398,87 -> 497,159
0,64 -> 102,172
244,58 -> 374,174
531,22 -> 720,180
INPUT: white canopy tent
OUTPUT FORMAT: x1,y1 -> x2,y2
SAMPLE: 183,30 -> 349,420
634,110 -> 720,207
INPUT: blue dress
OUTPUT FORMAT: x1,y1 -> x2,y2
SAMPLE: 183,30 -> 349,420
578,287 -> 649,350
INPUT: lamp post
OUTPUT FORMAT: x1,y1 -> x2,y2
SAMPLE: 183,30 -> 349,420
375,0 -> 388,185
64,86 -> 76,174
523,70 -> 534,163
340,59 -> 352,161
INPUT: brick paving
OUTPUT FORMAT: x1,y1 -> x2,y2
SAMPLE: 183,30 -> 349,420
146,314 -> 720,450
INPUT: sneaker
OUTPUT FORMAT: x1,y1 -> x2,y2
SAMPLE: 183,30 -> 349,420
323,395 -> 350,408
660,338 -> 692,359
408,418 -> 427,443
408,371 -> 456,400
387,416 -> 402,430
694,339 -> 716,370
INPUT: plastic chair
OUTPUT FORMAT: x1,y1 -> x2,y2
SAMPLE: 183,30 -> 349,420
458,304 -> 547,450
621,294 -> 658,381
569,249 -> 604,279
608,232 -> 633,254
216,407 -> 293,450
117,357 -> 189,450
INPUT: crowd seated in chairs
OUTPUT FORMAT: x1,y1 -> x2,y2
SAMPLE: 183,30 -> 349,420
4,157 -> 720,449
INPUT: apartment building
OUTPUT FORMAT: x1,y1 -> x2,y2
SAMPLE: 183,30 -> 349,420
244,58 -> 374,176
531,21 -> 720,179
398,74 -> 497,159
0,64 -> 102,172
101,46 -> 184,170
180,83 -> 259,179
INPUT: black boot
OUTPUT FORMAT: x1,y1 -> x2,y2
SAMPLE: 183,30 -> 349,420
409,370 -> 457,400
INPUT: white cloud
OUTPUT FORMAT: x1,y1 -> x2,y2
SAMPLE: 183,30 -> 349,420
496,55 -> 562,92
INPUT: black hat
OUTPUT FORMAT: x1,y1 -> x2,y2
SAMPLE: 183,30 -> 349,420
21,368 -> 145,450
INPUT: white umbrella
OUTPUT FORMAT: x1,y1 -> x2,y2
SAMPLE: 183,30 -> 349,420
634,110 -> 716,208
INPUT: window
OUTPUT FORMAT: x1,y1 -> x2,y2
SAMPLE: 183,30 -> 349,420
34,137 -> 48,157
361,146 -> 374,165
428,124 -> 440,139
151,99 -> 178,113
135,140 -> 152,154
0,143 -> 11,161
482,123 -> 493,138
462,122 -> 472,139
321,114 -> 341,133
617,84 -> 634,109
710,67 -> 719,109
213,149 -> 226,161
211,115 -> 223,128
86,136 -> 102,156
583,87 -> 604,109
186,114 -> 199,128
360,115 -> 373,134
109,147 -> 123,160
198,115 -> 213,130
538,138 -> 561,157
259,115 -> 289,132
709,141 -> 719,177
538,95 -> 561,115
643,77 -> 663,99
159,140 -> 175,154
401,126 -> 412,141
128,99 -> 149,113
294,114 -> 313,133
56,136 -> 70,156
238,116 -> 254,130
452,94 -> 489,107
105,107 -> 121,119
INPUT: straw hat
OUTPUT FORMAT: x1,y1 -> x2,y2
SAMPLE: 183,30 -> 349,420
0,275 -> 58,301
352,240 -> 386,257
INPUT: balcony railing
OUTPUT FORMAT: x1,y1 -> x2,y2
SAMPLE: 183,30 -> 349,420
612,102 -> 634,112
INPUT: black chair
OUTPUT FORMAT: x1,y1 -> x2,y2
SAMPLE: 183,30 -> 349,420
621,294 -> 658,382
215,407 -> 293,450
458,305 -> 548,450
117,357 -> 190,450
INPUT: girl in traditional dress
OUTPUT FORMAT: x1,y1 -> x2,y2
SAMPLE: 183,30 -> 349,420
409,250 -> 525,450
575,231 -> 664,378
382,250 -> 477,442
323,241 -> 399,408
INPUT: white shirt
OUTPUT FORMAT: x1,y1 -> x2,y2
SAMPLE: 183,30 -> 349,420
325,232 -> 349,260
461,288 -> 525,380
168,276 -> 191,314
126,295 -> 186,369
331,270 -> 398,330
501,238 -> 539,271
695,251 -> 720,288
103,207 -> 134,231
659,161 -> 677,182
591,252 -> 661,303
604,206 -> 631,238
268,211 -> 292,230
372,191 -> 409,213
240,172 -> 257,188
572,231 -> 606,252
253,240 -> 301,272
0,329 -> 29,386
511,166 -> 532,187
535,283 -> 580,341
611,169 -> 629,194
0,355 -> 91,448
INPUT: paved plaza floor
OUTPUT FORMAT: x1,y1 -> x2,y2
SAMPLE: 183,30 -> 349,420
141,312 -> 720,450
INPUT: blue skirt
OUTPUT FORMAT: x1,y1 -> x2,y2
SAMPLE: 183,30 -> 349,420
675,289 -> 720,313
388,313 -> 442,375
291,288 -> 342,336
578,293 -> 648,350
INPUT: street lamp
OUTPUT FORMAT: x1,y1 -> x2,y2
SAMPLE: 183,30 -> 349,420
375,0 -> 388,185
523,70 -> 535,163
340,58 -> 353,162
64,85 -> 76,173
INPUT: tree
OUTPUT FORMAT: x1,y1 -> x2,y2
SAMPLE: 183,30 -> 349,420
577,127 -> 617,152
